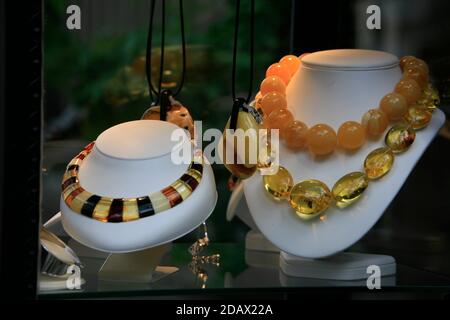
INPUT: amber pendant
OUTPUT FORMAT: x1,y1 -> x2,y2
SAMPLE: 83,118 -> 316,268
220,110 -> 261,179
142,97 -> 195,138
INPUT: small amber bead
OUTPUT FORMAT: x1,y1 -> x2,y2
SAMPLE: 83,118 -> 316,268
364,147 -> 394,180
403,67 -> 428,88
379,93 -> 408,121
279,55 -> 301,76
260,92 -> 287,116
283,120 -> 309,150
332,172 -> 369,208
399,56 -> 416,71
337,121 -> 366,151
263,166 -> 294,201
395,78 -> 422,105
404,105 -> 432,130
404,58 -> 429,76
361,109 -> 389,137
385,123 -> 416,153
266,63 -> 291,85
307,124 -> 337,156
289,180 -> 332,219
260,76 -> 286,96
265,108 -> 294,137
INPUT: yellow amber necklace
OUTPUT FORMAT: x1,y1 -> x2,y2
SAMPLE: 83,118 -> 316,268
261,90 -> 437,219
255,54 -> 439,156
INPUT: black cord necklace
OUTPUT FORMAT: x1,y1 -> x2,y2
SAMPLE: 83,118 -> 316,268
229,0 -> 255,131
145,0 -> 186,121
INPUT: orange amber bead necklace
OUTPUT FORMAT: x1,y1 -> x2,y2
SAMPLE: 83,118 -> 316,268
255,54 -> 438,156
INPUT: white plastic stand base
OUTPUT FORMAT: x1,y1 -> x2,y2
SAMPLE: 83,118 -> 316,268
98,243 -> 178,282
280,251 -> 396,280
245,230 -> 280,253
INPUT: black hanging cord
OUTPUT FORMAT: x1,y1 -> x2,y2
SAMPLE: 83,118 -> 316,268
145,0 -> 186,107
230,0 -> 255,130
289,0 -> 295,54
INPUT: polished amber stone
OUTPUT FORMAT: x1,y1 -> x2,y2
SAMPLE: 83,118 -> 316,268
395,78 -> 422,104
332,172 -> 369,208
265,108 -> 294,138
279,55 -> 301,76
260,76 -> 286,96
403,67 -> 428,88
266,63 -> 291,85
404,105 -> 432,130
385,123 -> 416,153
364,147 -> 394,180
307,124 -> 337,156
361,109 -> 389,137
337,121 -> 366,151
260,92 -> 288,116
283,120 -> 309,150
221,111 -> 260,179
263,166 -> 294,201
399,56 -> 416,70
289,180 -> 332,219
404,58 -> 429,76
379,93 -> 408,121
420,84 -> 440,110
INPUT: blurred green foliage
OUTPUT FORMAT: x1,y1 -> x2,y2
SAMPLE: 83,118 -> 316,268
44,0 -> 291,242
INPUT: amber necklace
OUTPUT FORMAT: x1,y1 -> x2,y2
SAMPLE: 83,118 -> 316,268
255,54 -> 439,156
260,75 -> 438,219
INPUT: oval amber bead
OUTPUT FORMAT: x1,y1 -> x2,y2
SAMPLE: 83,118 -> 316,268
404,105 -> 432,130
332,172 -> 369,208
385,124 -> 416,153
289,180 -> 332,219
364,147 -> 395,180
263,166 -> 294,201
421,84 -> 440,110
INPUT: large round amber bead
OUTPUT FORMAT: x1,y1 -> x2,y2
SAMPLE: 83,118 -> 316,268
399,56 -> 416,71
332,172 -> 369,208
279,55 -> 301,76
364,147 -> 394,180
404,105 -> 432,130
263,166 -> 294,201
265,108 -> 294,137
266,63 -> 291,85
403,67 -> 428,89
361,109 -> 389,137
337,121 -> 366,150
307,124 -> 337,156
395,78 -> 422,105
404,58 -> 429,76
260,92 -> 287,116
260,76 -> 286,96
385,123 -> 416,153
283,120 -> 309,150
379,93 -> 408,121
289,180 -> 332,219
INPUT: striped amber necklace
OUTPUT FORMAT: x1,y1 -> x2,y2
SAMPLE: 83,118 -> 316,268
255,54 -> 439,156
61,142 -> 203,223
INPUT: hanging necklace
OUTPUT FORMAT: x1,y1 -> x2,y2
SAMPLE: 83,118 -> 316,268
141,0 -> 194,138
220,0 -> 262,180
255,54 -> 439,156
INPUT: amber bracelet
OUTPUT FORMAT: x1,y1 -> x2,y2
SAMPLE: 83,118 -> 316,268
61,142 -> 203,223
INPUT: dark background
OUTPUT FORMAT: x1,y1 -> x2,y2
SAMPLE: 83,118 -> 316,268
1,0 -> 450,298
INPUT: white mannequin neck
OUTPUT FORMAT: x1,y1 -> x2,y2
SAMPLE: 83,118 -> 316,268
287,49 -> 401,128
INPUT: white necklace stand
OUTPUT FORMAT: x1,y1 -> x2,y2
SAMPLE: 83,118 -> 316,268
55,120 -> 217,282
240,49 -> 445,280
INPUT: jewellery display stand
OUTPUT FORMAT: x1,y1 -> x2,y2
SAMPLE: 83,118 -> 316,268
242,49 -> 445,279
60,120 -> 217,253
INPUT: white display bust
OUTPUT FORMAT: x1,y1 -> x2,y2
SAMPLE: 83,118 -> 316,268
60,120 -> 217,253
244,49 -> 445,259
